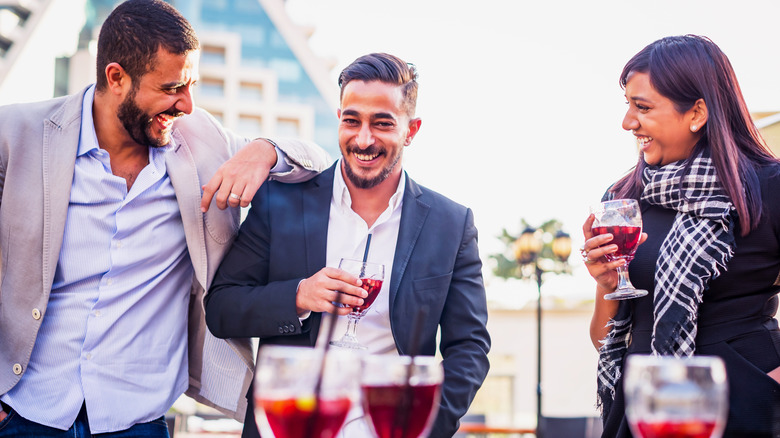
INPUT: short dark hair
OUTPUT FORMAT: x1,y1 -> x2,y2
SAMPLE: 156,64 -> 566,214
95,0 -> 199,91
612,35 -> 777,235
338,53 -> 418,117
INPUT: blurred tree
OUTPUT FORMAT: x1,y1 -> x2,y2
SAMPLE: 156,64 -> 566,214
489,218 -> 571,280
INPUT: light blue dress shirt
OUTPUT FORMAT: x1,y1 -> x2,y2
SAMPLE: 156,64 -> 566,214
1,85 -> 288,433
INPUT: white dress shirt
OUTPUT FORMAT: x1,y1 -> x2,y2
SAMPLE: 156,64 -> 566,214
314,159 -> 405,437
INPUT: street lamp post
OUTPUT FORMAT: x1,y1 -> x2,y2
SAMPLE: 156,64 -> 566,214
514,227 -> 572,433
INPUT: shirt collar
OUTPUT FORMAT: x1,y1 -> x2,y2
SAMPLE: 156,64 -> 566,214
332,158 -> 406,213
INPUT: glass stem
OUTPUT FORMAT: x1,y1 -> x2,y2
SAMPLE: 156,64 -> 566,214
615,264 -> 632,290
344,313 -> 361,339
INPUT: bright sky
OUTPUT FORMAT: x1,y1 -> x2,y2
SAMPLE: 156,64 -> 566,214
285,0 -> 780,300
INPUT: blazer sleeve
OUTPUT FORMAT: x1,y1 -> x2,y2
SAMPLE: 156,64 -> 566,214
428,207 -> 491,437
204,183 -> 306,339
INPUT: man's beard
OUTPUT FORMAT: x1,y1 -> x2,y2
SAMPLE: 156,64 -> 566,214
117,86 -> 182,148
342,145 -> 401,189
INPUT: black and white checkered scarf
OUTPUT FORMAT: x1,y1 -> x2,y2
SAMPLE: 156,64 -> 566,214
596,149 -> 736,418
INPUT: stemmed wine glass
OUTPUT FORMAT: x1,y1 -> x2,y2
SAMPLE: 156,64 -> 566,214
253,345 -> 360,438
624,355 -> 729,438
360,354 -> 444,438
329,258 -> 385,350
590,198 -> 648,300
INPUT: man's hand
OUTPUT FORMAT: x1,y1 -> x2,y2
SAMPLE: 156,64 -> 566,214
296,267 -> 367,316
200,139 -> 278,212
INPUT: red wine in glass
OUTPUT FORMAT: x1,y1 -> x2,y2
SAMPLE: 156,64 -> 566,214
635,419 -> 717,438
590,199 -> 648,300
591,225 -> 641,262
361,384 -> 440,438
330,258 -> 385,350
353,278 -> 383,313
260,397 -> 352,438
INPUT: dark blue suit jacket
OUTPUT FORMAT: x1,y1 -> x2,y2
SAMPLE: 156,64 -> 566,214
205,163 -> 491,438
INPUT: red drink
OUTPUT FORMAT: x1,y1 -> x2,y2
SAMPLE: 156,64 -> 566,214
362,383 -> 440,438
353,278 -> 383,313
635,420 -> 717,438
591,225 -> 641,261
259,397 -> 351,438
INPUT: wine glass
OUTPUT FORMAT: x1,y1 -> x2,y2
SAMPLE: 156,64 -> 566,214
329,258 -> 385,350
360,354 -> 444,438
253,345 -> 360,438
590,198 -> 648,300
624,355 -> 729,438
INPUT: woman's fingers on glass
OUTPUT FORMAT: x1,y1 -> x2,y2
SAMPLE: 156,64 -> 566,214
582,213 -> 596,237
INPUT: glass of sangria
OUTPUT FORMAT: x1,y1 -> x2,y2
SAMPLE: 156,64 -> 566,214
624,355 -> 729,438
590,198 -> 648,300
361,354 -> 443,438
253,345 -> 359,438
329,258 -> 385,350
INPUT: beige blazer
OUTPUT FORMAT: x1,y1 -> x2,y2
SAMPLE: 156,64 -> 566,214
0,86 -> 330,420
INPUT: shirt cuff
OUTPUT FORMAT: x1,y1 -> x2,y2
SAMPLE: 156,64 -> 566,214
296,279 -> 311,323
265,139 -> 294,174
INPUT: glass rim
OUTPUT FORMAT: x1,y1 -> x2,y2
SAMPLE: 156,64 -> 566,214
626,354 -> 725,367
361,354 -> 440,366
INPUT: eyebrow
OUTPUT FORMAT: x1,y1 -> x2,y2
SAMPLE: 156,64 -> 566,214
341,109 -> 397,121
160,80 -> 189,89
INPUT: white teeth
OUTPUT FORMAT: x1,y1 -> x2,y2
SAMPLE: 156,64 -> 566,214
636,136 -> 653,145
355,153 -> 379,161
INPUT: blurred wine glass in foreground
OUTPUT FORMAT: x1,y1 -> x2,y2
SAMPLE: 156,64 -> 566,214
361,354 -> 443,438
624,354 -> 728,438
254,345 -> 359,438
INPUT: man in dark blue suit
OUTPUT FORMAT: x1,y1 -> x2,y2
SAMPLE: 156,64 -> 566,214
204,53 -> 491,438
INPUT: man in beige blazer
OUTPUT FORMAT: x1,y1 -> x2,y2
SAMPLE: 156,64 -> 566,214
0,0 -> 329,436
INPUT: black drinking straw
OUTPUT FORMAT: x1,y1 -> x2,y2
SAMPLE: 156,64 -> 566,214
308,281 -> 347,437
309,235 -> 374,436
360,233 -> 372,278
393,305 -> 429,438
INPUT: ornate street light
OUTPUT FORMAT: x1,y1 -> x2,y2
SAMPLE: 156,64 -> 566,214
513,226 -> 572,432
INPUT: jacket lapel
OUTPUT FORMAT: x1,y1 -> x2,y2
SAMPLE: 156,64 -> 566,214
389,174 -> 429,310
166,131 -> 208,289
302,163 -> 337,342
42,91 -> 85,291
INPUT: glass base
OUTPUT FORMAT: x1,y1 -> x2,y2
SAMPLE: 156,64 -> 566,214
329,336 -> 367,350
604,287 -> 648,300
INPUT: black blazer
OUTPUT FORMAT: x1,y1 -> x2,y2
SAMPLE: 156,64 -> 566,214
205,163 -> 491,437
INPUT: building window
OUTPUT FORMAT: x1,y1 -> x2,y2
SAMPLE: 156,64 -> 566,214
277,118 -> 300,137
200,44 -> 226,65
269,58 -> 301,82
198,77 -> 225,98
238,115 -> 263,139
239,81 -> 263,102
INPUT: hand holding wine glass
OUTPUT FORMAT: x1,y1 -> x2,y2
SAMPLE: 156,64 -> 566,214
587,198 -> 648,300
329,258 -> 385,350
624,355 -> 729,438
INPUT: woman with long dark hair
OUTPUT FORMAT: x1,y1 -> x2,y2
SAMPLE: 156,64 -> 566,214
581,34 -> 780,437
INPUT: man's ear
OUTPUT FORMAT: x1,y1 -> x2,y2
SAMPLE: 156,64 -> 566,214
105,62 -> 129,95
404,118 -> 422,146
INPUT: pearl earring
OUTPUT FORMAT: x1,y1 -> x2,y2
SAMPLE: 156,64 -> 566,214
691,125 -> 698,132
